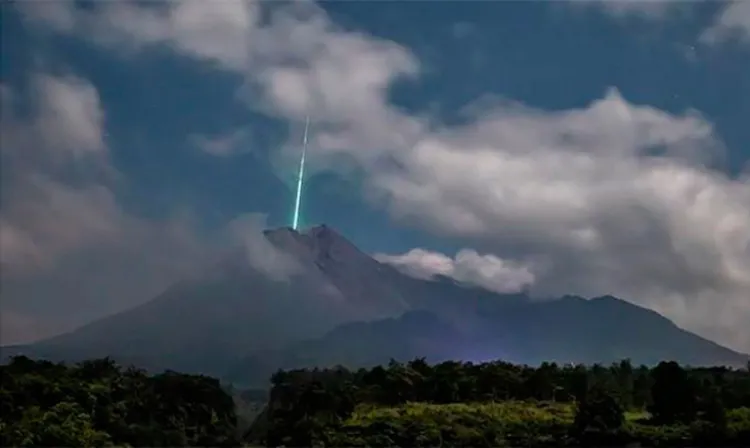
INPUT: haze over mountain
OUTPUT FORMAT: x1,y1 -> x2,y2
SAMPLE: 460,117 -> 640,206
5,225 -> 746,385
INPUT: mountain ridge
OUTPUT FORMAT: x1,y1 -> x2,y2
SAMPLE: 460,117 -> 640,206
3,225 -> 747,381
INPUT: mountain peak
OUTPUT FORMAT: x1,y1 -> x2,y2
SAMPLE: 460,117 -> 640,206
262,224 -> 341,242
263,224 -> 368,267
305,225 -> 362,263
305,223 -> 336,237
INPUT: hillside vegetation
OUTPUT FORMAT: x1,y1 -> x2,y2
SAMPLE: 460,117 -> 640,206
0,356 -> 239,447
3,355 -> 750,446
257,358 -> 750,446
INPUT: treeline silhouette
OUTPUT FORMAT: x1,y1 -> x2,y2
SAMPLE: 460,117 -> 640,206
0,356 -> 239,447
258,358 -> 750,446
3,355 -> 750,446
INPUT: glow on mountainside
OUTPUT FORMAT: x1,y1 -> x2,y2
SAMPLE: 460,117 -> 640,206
292,116 -> 310,231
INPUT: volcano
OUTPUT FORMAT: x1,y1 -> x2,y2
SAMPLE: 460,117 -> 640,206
4,225 -> 747,383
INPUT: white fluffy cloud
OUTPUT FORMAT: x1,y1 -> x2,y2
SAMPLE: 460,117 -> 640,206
15,0 -> 750,353
701,1 -> 750,45
581,0 -> 750,47
375,249 -> 535,294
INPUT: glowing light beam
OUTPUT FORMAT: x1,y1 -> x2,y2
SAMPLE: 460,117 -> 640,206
292,116 -> 309,231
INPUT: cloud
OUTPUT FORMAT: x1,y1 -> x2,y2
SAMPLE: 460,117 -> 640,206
189,129 -> 252,157
14,0 -> 750,354
0,310 -> 74,346
17,0 -> 421,166
570,0 -> 750,50
0,72 -> 226,342
30,74 -> 107,158
701,1 -> 750,45
1,74 -> 118,273
226,213 -> 302,281
362,90 -> 750,352
375,249 -> 535,294
0,176 -> 124,273
19,0 -> 259,70
576,0 -> 681,19
0,69 -> 305,344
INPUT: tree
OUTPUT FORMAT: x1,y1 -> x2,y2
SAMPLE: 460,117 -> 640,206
648,361 -> 697,424
20,402 -> 112,447
697,387 -> 728,429
574,386 -> 625,434
1,357 -> 240,447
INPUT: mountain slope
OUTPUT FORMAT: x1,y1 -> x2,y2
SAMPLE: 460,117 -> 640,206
224,295 -> 748,387
223,310 -> 468,386
461,294 -> 747,366
4,225 -> 747,379
4,226 -> 412,374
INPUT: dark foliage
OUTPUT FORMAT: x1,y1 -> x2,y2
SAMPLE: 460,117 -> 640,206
574,385 -> 625,433
4,354 -> 749,447
649,361 -> 698,423
0,356 -> 239,447
252,358 -> 750,447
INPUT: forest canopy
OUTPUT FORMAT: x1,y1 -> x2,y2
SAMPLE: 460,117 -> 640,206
0,356 -> 239,447
2,356 -> 750,447
258,358 -> 750,447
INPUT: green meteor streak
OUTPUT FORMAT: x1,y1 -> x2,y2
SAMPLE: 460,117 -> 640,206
292,116 -> 309,231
